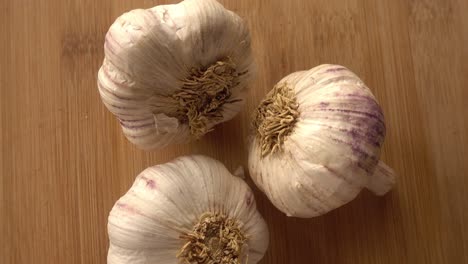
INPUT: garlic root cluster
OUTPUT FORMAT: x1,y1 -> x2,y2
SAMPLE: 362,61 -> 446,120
248,64 -> 396,218
98,0 -> 254,150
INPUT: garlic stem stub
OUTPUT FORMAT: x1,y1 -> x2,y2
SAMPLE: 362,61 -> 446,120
248,64 -> 396,218
107,155 -> 269,264
98,0 -> 255,149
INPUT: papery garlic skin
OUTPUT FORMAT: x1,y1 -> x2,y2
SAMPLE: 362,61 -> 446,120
98,0 -> 255,150
107,156 -> 269,264
248,64 -> 396,218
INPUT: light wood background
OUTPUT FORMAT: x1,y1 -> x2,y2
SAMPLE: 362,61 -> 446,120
1,0 -> 467,263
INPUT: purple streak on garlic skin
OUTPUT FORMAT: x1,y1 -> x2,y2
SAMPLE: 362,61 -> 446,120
329,137 -> 378,174
338,128 -> 382,149
351,146 -> 379,173
313,94 -> 386,149
320,91 -> 385,173
322,165 -> 356,186
348,128 -> 360,139
319,108 -> 384,124
317,110 -> 385,150
146,179 -> 156,189
313,92 -> 384,122
116,202 -> 141,215
319,102 -> 330,108
139,175 -> 157,189
348,96 -> 386,148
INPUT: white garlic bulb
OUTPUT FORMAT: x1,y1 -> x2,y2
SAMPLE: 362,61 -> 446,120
248,64 -> 396,218
108,155 -> 269,264
98,0 -> 254,149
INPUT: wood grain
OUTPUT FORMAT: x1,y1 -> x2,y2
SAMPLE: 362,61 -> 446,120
1,0 -> 467,263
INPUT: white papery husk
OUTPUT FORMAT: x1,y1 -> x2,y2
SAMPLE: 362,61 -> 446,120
107,155 -> 269,264
98,0 -> 255,149
248,64 -> 396,218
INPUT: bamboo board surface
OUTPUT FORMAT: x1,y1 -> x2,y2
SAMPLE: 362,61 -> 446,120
1,0 -> 468,263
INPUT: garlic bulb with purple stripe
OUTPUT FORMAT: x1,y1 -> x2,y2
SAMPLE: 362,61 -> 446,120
108,155 -> 269,264
248,64 -> 396,218
98,0 -> 254,149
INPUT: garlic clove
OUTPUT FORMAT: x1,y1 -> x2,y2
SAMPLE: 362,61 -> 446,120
107,155 -> 269,263
98,0 -> 255,150
248,64 -> 396,218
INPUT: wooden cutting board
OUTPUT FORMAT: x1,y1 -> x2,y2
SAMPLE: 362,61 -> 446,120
1,0 -> 467,263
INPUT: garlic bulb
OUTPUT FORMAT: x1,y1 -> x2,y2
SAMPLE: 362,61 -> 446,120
108,155 -> 269,264
248,64 -> 396,218
98,0 -> 254,149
